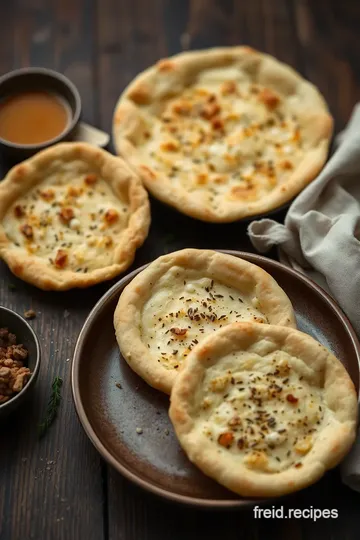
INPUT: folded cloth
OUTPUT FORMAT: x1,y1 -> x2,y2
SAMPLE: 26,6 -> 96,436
248,104 -> 360,492
248,104 -> 360,334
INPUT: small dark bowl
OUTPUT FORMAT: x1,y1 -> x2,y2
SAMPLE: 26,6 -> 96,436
0,67 -> 81,163
0,306 -> 41,419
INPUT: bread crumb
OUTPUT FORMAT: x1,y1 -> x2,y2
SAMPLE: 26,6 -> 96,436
24,309 -> 36,319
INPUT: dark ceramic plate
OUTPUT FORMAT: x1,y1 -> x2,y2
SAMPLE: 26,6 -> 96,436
71,251 -> 360,509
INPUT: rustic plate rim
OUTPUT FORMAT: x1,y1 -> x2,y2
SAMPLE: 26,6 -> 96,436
71,251 -> 360,508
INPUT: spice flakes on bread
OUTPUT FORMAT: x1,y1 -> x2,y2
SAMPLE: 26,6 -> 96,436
169,322 -> 358,497
114,249 -> 296,394
0,143 -> 150,290
113,46 -> 332,222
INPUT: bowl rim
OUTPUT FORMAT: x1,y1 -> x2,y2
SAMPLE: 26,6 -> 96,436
0,66 -> 82,150
71,250 -> 360,508
0,305 -> 41,411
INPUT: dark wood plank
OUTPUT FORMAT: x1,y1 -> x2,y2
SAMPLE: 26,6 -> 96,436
0,3 -> 15,75
0,1 -> 105,540
106,467 -> 360,540
181,0 -> 234,50
97,0 -> 167,137
293,0 -> 360,131
13,0 -> 54,68
53,0 -> 97,125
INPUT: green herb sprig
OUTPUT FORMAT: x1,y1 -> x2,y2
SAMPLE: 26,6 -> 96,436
38,376 -> 63,439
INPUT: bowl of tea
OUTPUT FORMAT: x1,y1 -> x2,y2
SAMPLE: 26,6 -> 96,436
0,67 -> 81,162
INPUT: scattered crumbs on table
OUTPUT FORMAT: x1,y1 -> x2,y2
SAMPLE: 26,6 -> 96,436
24,309 -> 36,319
136,427 -> 143,434
155,410 -> 161,415
8,283 -> 17,291
164,429 -> 170,436
65,358 -> 70,363
116,382 -> 122,389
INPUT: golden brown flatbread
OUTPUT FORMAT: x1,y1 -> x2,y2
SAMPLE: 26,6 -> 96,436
113,46 -> 332,222
0,142 -> 150,290
114,249 -> 296,394
169,322 -> 358,497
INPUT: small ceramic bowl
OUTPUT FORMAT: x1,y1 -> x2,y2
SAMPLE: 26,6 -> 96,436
0,306 -> 41,419
0,67 -> 81,162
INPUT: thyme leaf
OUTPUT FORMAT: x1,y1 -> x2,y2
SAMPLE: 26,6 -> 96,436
38,376 -> 63,438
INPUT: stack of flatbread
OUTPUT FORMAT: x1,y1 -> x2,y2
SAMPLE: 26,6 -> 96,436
114,248 -> 357,498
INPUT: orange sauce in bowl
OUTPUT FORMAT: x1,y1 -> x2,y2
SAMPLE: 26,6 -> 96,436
0,91 -> 71,145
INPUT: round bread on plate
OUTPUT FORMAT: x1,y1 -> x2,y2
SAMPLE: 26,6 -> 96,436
113,46 -> 333,222
0,142 -> 150,290
113,249 -> 296,394
169,322 -> 358,498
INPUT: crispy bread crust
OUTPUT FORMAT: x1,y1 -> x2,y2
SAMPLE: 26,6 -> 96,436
0,143 -> 150,290
169,322 -> 357,497
113,46 -> 332,222
114,249 -> 296,394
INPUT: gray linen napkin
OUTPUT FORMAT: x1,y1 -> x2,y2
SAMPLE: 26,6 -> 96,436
247,104 -> 360,492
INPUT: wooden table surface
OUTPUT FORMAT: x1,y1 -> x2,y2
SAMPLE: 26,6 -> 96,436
1,1 -> 360,539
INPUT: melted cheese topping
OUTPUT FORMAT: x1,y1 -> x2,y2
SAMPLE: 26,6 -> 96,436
141,268 -> 268,370
197,350 -> 325,473
3,161 -> 129,272
134,76 -> 304,207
